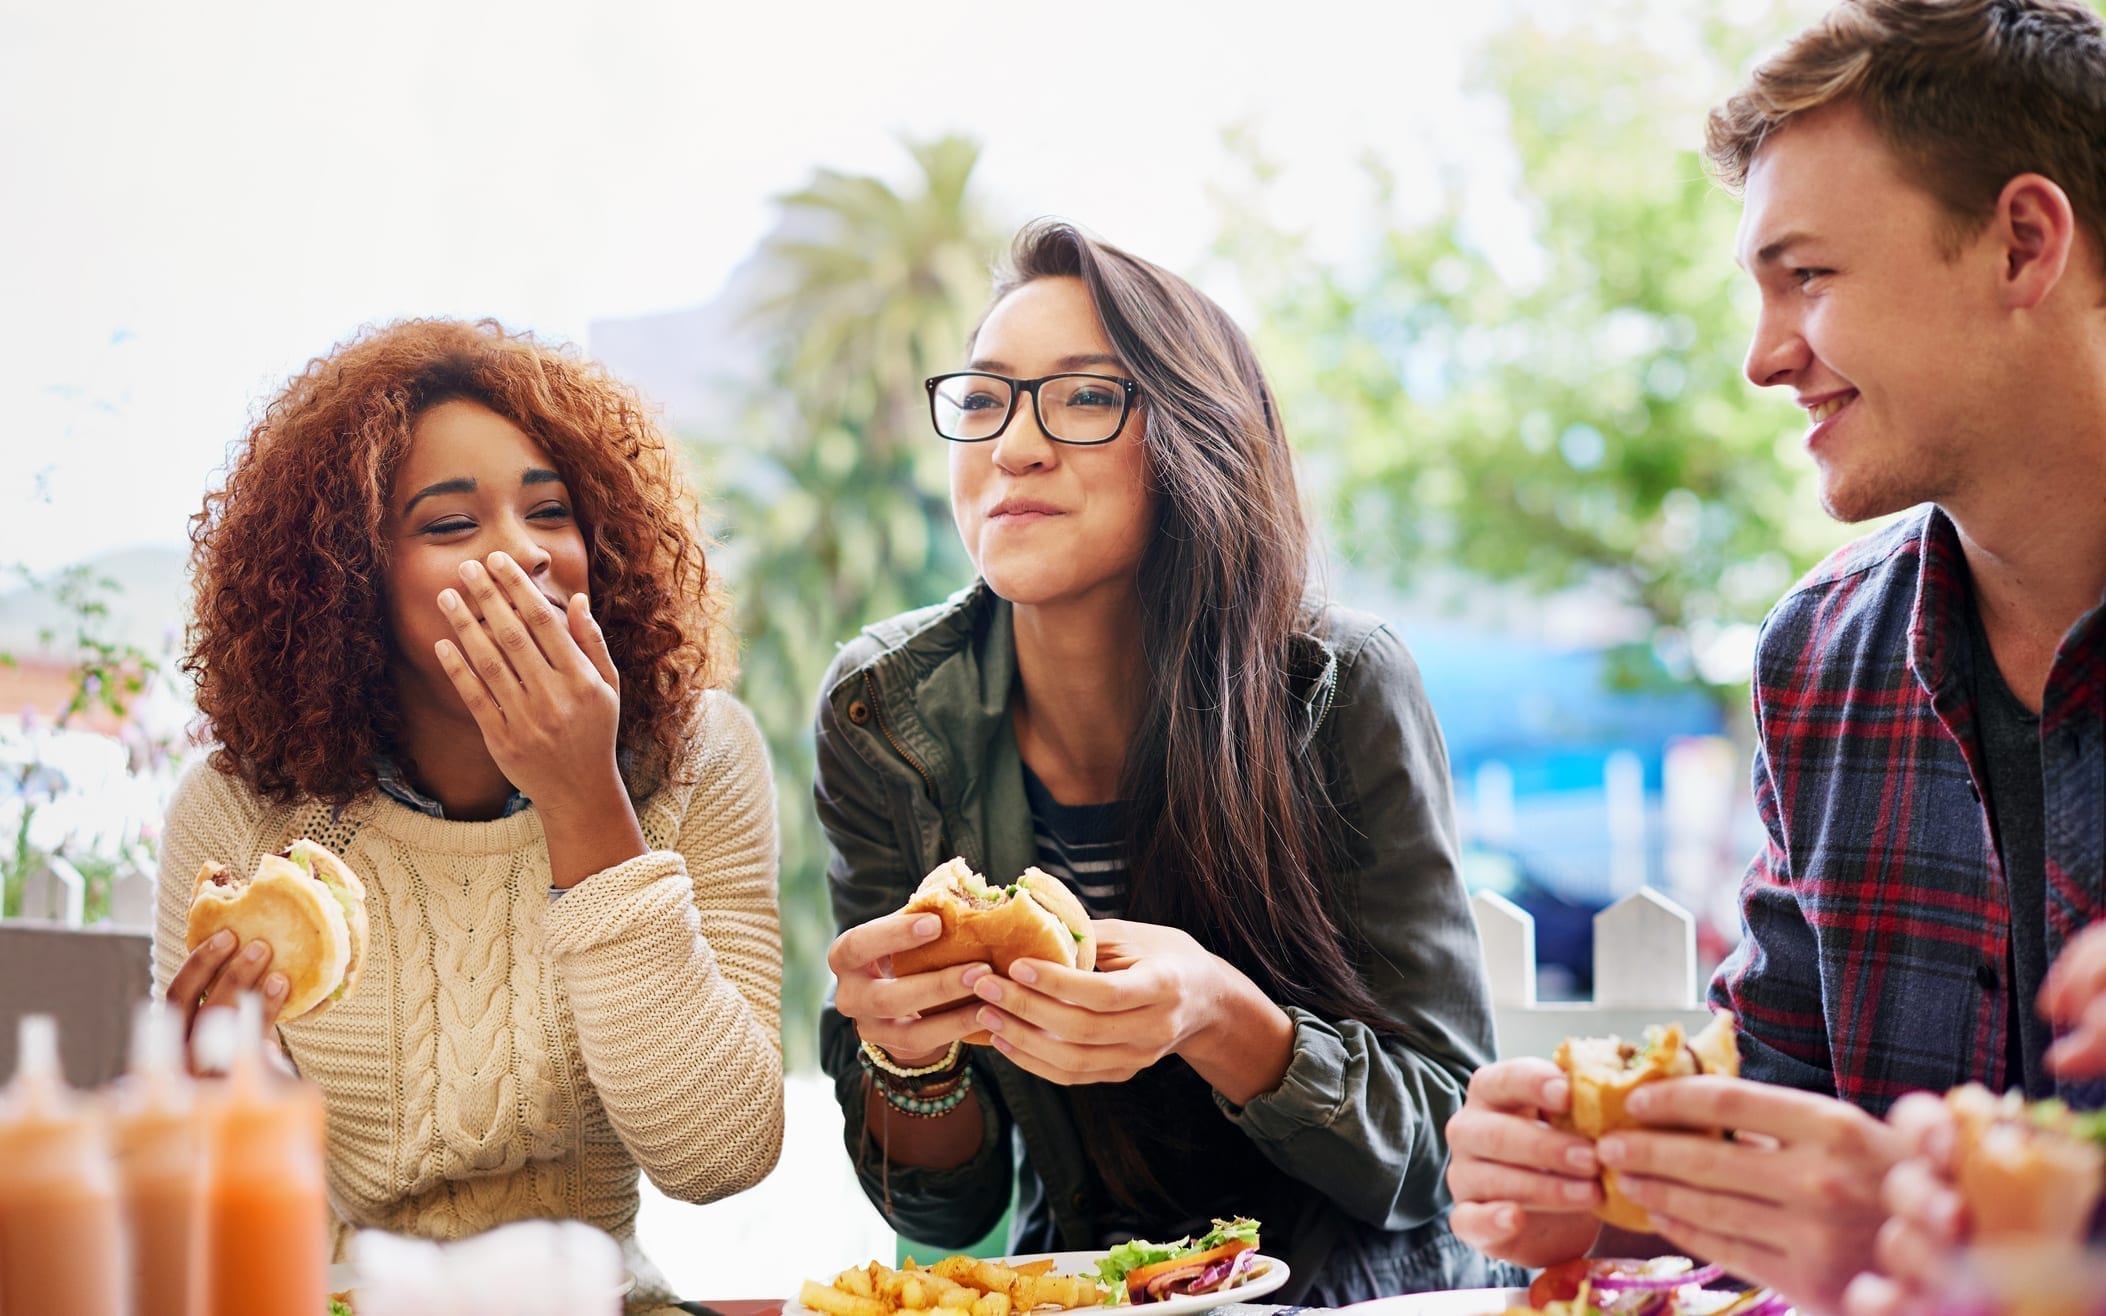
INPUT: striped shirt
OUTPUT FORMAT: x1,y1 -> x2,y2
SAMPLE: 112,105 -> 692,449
1021,765 -> 1128,919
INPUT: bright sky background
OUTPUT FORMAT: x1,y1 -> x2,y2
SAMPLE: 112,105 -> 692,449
0,0 -> 1791,576
0,0 -> 1519,574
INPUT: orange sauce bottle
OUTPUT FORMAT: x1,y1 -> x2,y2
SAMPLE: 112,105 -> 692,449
194,995 -> 329,1316
0,1014 -> 127,1316
109,1004 -> 203,1316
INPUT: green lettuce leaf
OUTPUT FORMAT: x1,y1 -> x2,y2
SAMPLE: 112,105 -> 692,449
1195,1217 -> 1260,1250
1094,1238 -> 1183,1290
1092,1217 -> 1262,1297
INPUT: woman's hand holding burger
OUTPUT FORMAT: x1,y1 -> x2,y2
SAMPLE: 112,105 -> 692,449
972,918 -> 1295,1105
828,912 -> 991,1068
432,550 -> 645,887
835,861 -> 1295,1102
165,929 -> 287,1065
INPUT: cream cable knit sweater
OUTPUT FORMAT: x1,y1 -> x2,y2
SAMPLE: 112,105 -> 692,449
152,691 -> 784,1307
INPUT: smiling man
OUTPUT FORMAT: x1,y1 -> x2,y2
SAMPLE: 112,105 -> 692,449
1444,2 -> 2106,1310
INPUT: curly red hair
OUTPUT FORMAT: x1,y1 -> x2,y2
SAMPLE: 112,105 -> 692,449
184,318 -> 733,805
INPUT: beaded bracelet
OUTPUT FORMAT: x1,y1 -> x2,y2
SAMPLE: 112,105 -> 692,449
871,1062 -> 975,1119
860,1039 -> 964,1081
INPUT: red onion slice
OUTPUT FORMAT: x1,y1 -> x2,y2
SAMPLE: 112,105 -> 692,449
1590,1263 -> 1726,1291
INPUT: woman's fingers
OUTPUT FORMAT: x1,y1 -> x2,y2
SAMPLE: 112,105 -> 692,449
200,938 -> 279,1014
453,559 -> 546,688
854,1002 -> 982,1064
486,552 -> 590,677
439,584 -> 527,708
568,594 -> 620,690
970,970 -> 1147,1042
434,637 -> 511,738
166,929 -> 239,1021
167,933 -> 289,1068
828,912 -> 944,977
849,962 -> 991,1021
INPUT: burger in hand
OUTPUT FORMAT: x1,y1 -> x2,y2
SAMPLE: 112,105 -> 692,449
890,857 -> 1095,1044
185,839 -> 370,1024
1553,1013 -> 1739,1231
1945,1083 -> 2105,1245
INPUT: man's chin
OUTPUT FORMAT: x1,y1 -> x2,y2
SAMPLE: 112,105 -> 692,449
1817,474 -> 1922,526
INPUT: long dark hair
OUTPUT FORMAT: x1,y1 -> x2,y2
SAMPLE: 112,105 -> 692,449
987,221 -> 1398,1212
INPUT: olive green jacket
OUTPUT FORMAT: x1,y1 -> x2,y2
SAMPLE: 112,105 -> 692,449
814,583 -> 1505,1302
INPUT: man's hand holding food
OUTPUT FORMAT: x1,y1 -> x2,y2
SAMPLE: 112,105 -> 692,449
1446,1016 -> 1903,1314
1601,1075 -> 1901,1312
1444,1057 -> 1609,1268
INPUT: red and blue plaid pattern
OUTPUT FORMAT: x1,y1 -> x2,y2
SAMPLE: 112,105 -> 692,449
1709,506 -> 2105,1114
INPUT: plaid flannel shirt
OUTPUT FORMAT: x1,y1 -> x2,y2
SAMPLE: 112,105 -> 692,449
1709,505 -> 2106,1115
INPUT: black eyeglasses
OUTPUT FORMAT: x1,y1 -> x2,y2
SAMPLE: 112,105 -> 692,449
924,372 -> 1139,446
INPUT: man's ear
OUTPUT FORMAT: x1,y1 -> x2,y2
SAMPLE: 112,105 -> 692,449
1994,172 -> 2077,311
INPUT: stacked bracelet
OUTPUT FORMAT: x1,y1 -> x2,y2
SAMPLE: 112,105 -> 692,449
873,1064 -> 974,1118
859,1040 -> 974,1118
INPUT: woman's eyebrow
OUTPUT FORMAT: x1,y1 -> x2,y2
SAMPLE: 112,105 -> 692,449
1054,353 -> 1122,371
522,467 -> 564,487
402,477 -> 476,518
964,353 -> 1124,373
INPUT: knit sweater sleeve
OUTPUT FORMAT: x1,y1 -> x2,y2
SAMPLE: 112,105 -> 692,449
541,692 -> 785,1203
152,758 -> 272,997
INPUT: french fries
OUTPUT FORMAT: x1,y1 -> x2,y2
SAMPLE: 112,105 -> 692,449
801,1255 -> 1107,1316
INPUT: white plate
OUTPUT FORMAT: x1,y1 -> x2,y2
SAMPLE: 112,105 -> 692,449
787,1250 -> 1291,1316
1342,1288 -> 1789,1316
1339,1292 -> 1528,1316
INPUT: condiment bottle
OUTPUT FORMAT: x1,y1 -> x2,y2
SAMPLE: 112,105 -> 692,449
194,995 -> 329,1316
109,1003 -> 202,1316
0,1014 -> 127,1316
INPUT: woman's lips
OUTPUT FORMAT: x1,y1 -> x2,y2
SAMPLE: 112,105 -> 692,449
987,499 -> 1064,520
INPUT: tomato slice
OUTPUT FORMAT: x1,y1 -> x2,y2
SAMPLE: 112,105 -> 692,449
1527,1259 -> 1591,1307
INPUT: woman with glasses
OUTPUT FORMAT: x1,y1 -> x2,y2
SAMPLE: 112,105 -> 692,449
817,221 -> 1513,1302
153,319 -> 782,1312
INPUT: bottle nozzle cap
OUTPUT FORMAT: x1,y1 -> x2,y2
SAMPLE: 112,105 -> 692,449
193,993 -> 270,1082
235,991 -> 263,1053
128,1000 -> 184,1078
190,1008 -> 238,1076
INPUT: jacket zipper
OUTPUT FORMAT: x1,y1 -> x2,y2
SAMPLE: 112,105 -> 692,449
862,669 -> 938,801
1307,658 -> 1339,742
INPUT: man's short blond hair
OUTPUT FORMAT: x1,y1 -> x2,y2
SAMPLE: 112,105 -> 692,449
1707,0 -> 2106,263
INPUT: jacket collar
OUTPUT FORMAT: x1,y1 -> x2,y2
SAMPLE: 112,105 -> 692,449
842,579 -> 1344,768
1908,504 -> 1973,702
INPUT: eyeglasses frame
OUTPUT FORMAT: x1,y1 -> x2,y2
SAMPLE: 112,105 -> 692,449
923,371 -> 1140,446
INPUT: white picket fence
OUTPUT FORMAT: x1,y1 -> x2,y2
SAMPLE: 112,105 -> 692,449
1470,887 -> 1716,1060
10,848 -> 159,930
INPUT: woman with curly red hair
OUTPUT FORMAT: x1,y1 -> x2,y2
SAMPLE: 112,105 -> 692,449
153,318 -> 782,1309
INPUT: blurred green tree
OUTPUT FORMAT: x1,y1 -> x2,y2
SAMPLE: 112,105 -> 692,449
1215,1 -> 1848,706
699,137 -> 998,1068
